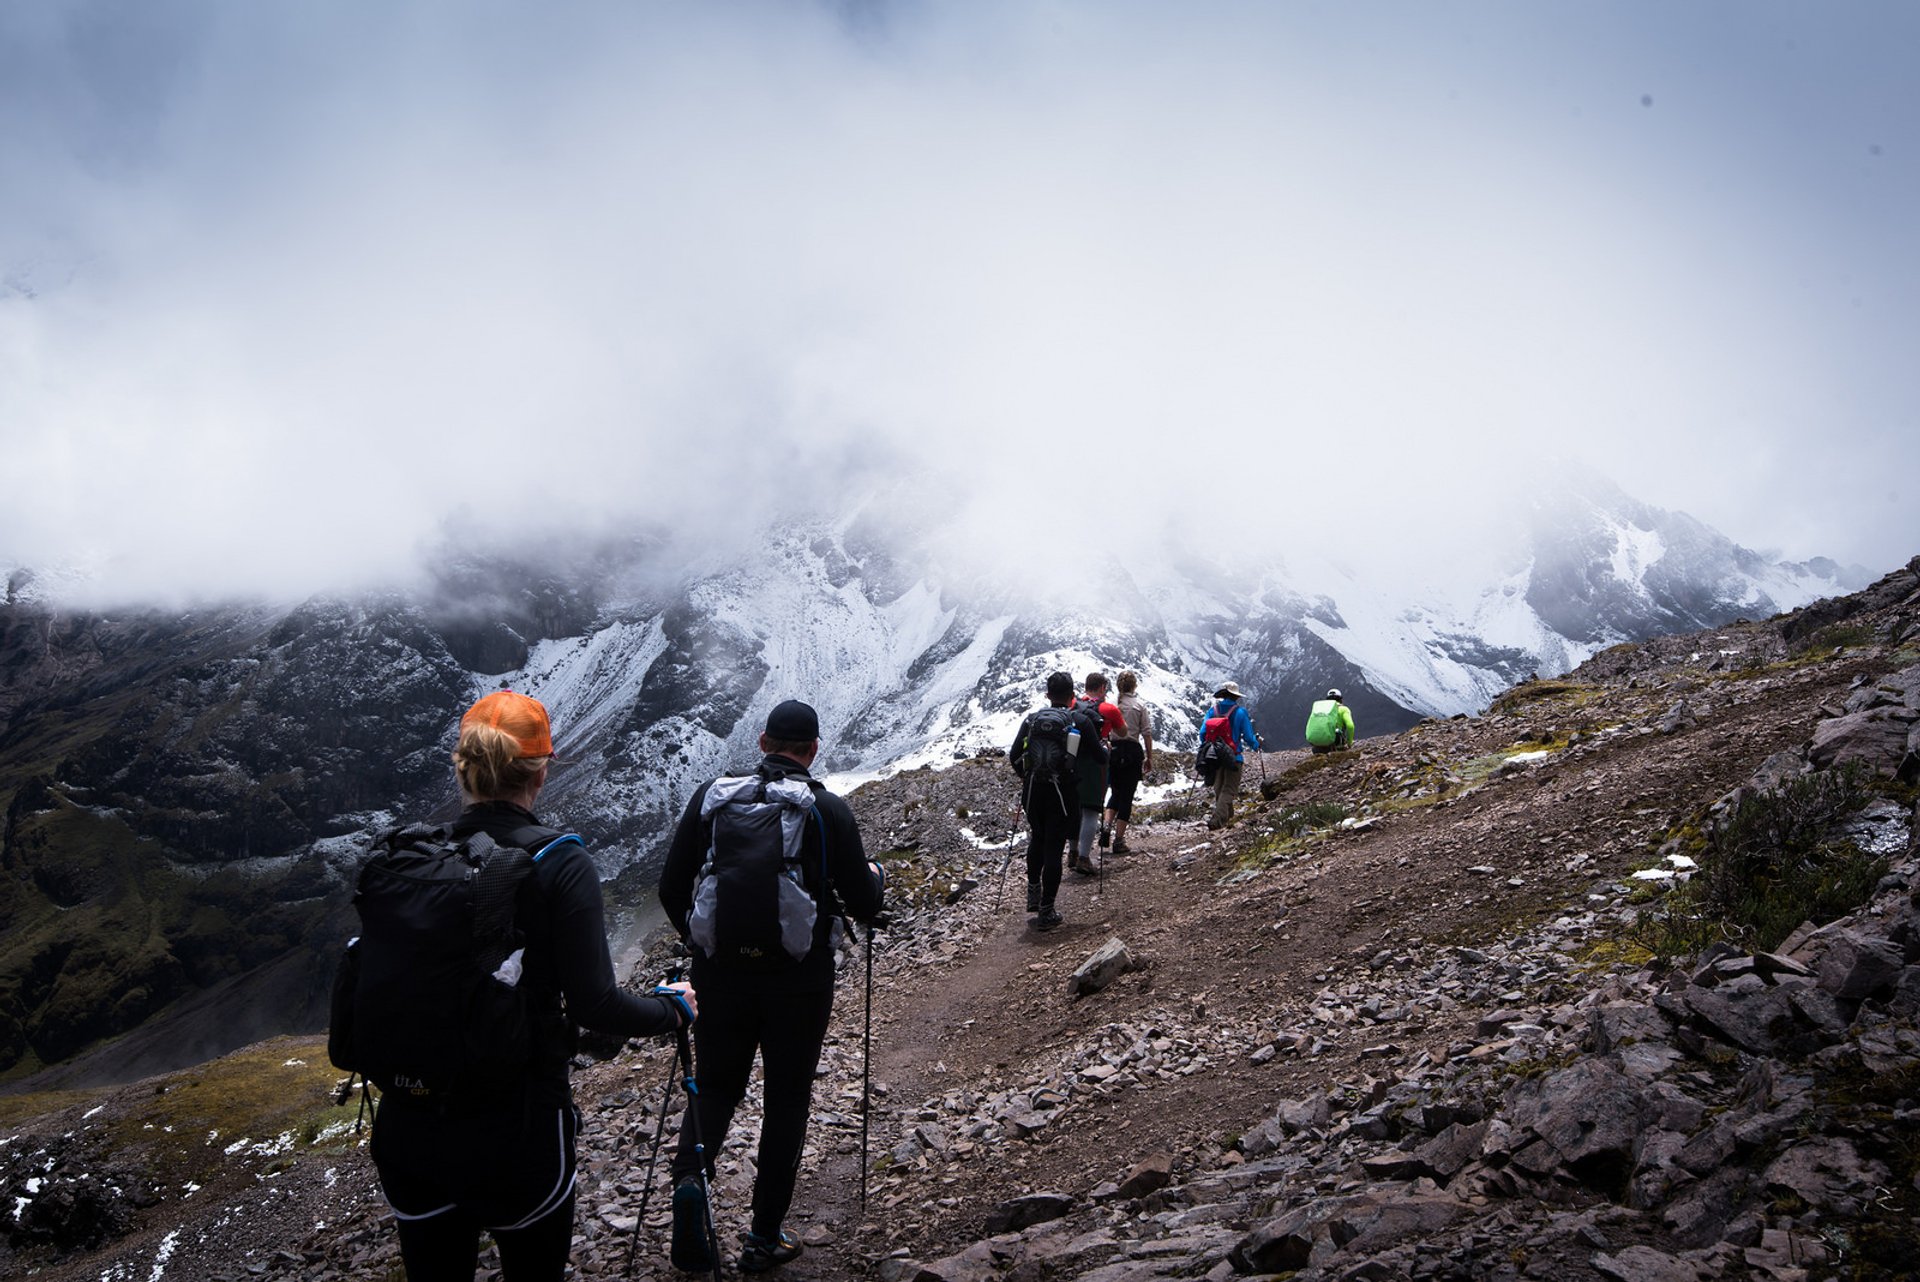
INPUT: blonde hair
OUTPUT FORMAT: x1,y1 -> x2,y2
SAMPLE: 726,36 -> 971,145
1116,670 -> 1138,694
453,723 -> 549,801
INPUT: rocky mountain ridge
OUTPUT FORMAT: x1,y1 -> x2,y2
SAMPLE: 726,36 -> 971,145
1,554 -> 1914,1281
0,487 -> 1866,1083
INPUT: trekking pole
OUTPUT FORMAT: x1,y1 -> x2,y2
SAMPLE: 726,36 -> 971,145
859,916 -> 883,1215
622,1043 -> 683,1280
658,970 -> 723,1282
994,800 -> 1022,911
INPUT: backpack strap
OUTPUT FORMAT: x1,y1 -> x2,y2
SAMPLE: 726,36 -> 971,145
502,823 -> 584,863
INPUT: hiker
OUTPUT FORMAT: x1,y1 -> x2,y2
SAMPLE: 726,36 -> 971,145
1067,672 -> 1124,875
1305,688 -> 1357,754
1103,670 -> 1154,855
1007,671 -> 1081,930
1200,681 -> 1265,829
364,691 -> 696,1282
658,699 -> 886,1274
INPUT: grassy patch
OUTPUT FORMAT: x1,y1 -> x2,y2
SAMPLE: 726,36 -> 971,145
1487,680 -> 1605,715
1792,622 -> 1878,655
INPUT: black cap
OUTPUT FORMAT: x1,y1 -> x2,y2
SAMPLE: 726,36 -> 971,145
765,699 -> 820,741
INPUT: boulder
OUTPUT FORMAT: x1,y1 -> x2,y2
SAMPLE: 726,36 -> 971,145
1503,1060 -> 1651,1189
1114,1152 -> 1174,1199
1592,1244 -> 1712,1282
909,1241 -> 1001,1282
1808,707 -> 1919,776
983,1192 -> 1073,1234
1068,938 -> 1139,998
1763,1137 -> 1892,1216
1811,929 -> 1907,1002
1231,1207 -> 1315,1273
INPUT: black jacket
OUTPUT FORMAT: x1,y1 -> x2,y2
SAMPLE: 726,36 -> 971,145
452,801 -> 683,1102
658,754 -> 885,993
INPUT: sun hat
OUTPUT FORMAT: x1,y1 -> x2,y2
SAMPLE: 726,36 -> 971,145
1215,681 -> 1242,699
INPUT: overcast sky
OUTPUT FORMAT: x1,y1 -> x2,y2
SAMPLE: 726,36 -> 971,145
2,1 -> 1914,604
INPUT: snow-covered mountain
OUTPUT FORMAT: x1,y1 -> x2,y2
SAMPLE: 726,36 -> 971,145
0,472 -> 1872,1079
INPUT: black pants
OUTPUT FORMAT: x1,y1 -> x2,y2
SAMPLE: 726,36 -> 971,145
1105,740 -> 1145,819
1023,781 -> 1074,908
670,981 -> 835,1239
373,1096 -> 579,1282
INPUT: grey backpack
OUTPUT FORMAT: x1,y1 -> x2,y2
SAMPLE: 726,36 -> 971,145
687,773 -> 821,968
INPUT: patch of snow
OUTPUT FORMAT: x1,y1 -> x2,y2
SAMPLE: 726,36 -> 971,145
957,826 -> 1018,851
1506,750 -> 1551,764
148,1228 -> 180,1282
1632,868 -> 1676,882
83,1105 -> 105,1119
1135,777 -> 1199,805
1610,523 -> 1666,590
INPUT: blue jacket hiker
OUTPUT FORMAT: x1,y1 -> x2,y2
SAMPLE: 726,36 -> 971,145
1200,682 -> 1264,829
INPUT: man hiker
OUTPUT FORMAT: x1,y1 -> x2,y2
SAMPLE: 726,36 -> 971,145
658,699 -> 887,1273
1007,671 -> 1080,930
1068,672 -> 1124,875
1103,669 -> 1153,855
1200,681 -> 1265,830
1305,688 -> 1357,754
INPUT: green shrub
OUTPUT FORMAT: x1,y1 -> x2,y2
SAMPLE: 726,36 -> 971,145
1704,766 -> 1880,944
1630,766 -> 1886,959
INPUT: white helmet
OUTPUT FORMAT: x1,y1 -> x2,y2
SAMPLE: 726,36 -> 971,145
1327,688 -> 1342,700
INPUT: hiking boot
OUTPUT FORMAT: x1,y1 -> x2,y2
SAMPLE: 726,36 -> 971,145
1071,857 -> 1097,877
738,1228 -> 803,1273
1026,881 -> 1041,913
669,1178 -> 712,1272
1035,906 -> 1064,931
1111,840 -> 1131,855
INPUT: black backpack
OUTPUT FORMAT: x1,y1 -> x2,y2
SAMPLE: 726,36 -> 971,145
327,822 -> 579,1101
686,769 -> 826,971
1018,705 -> 1079,785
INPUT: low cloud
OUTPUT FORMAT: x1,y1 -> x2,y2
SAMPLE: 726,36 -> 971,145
3,2 -> 1914,605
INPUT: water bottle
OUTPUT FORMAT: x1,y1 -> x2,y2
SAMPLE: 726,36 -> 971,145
1066,724 -> 1081,757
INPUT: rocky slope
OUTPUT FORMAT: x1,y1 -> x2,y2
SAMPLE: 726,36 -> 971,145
0,492 -> 1863,1083
3,555 -> 1913,1282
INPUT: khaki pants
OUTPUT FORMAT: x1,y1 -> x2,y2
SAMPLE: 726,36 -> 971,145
1208,760 -> 1242,828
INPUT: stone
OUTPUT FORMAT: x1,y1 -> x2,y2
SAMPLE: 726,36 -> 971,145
1592,1244 -> 1707,1282
1411,1121 -> 1488,1181
1503,1060 -> 1650,1189
1808,707 -> 1918,776
1677,984 -> 1801,1055
1231,1208 -> 1315,1273
1745,1227 -> 1832,1276
1115,1152 -> 1174,1199
1762,1137 -> 1892,1216
983,1192 -> 1074,1234
911,1241 -> 1001,1282
1068,938 -> 1139,998
1588,1003 -> 1675,1053
1811,929 -> 1906,1002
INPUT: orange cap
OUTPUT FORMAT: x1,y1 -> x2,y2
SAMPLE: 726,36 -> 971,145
460,691 -> 555,759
